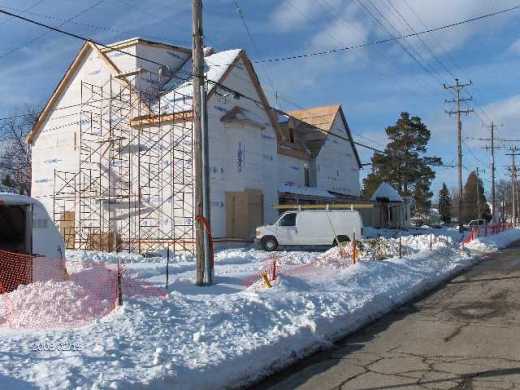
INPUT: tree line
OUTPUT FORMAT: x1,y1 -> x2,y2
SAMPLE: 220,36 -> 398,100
438,171 -> 492,224
0,105 -> 36,195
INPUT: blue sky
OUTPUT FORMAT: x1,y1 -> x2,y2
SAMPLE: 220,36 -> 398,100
1,0 -> 519,200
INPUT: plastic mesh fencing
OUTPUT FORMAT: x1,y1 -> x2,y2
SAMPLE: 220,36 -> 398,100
242,234 -> 457,288
0,250 -> 33,294
463,223 -> 513,245
0,252 -> 167,330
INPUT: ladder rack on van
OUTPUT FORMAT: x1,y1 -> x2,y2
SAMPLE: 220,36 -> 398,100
274,203 -> 374,211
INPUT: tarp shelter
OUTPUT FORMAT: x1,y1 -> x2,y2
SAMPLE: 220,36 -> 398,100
358,183 -> 412,228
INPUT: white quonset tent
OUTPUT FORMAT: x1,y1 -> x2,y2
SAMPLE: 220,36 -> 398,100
370,182 -> 403,203
358,182 -> 412,228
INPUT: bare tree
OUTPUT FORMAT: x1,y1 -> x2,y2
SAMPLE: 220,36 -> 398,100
0,105 -> 38,195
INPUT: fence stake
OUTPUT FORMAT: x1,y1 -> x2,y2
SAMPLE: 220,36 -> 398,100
166,245 -> 170,290
117,260 -> 123,306
352,232 -> 357,264
399,235 -> 402,257
271,259 -> 277,281
429,234 -> 433,250
262,272 -> 272,288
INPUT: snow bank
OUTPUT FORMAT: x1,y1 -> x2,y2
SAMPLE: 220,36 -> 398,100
0,264 -> 118,329
466,228 -> 520,252
0,229 -> 518,389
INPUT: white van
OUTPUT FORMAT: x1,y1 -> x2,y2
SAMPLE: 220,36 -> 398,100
255,209 -> 363,251
0,193 -> 65,259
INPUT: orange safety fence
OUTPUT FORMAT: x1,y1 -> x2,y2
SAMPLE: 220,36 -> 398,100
0,250 -> 167,330
463,223 -> 514,245
0,250 -> 33,293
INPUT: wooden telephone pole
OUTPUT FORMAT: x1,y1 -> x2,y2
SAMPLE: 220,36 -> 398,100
444,79 -> 473,232
193,0 -> 213,285
489,122 -> 496,222
507,146 -> 520,226
476,167 -> 481,219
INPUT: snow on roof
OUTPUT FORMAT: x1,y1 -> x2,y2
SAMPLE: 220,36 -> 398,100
278,183 -> 335,199
277,112 -> 290,124
370,182 -> 402,202
159,49 -> 242,113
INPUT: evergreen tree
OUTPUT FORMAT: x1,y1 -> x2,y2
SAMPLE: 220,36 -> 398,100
462,171 -> 491,223
362,112 -> 441,213
438,183 -> 452,223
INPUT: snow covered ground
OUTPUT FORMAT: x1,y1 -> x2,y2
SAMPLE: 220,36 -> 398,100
0,228 -> 518,389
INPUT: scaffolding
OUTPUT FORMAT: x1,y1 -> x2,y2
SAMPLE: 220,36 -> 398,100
53,76 -> 195,254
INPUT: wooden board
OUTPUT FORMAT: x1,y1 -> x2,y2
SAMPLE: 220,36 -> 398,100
226,189 -> 264,240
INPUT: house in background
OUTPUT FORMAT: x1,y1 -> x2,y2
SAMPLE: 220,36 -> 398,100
276,105 -> 362,205
27,37 -> 362,251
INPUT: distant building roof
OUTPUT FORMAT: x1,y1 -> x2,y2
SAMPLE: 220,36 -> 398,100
276,105 -> 361,167
370,182 -> 402,202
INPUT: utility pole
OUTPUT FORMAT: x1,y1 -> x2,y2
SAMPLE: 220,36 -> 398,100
192,0 -> 213,285
506,146 -> 520,226
490,122 -> 496,222
444,78 -> 473,232
476,167 -> 481,219
473,122 -> 511,222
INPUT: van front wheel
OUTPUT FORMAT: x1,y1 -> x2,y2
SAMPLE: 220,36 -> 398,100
261,236 -> 278,252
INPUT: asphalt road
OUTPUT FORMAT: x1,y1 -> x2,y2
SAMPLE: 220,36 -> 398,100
255,241 -> 520,390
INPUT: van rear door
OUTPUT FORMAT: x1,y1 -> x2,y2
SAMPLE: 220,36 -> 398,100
0,203 -> 31,254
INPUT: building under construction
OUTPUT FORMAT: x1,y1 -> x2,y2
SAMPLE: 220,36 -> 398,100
28,38 -> 363,254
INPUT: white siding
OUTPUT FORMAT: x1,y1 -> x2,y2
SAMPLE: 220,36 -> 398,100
278,154 -> 307,187
32,46 -> 136,214
206,57 -> 279,236
315,114 -> 360,196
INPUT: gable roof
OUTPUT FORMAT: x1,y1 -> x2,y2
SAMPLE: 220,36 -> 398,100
286,105 -> 362,168
158,49 -> 243,113
99,37 -> 191,54
133,49 -> 283,143
370,182 -> 402,202
27,38 -> 192,145
289,104 -> 339,132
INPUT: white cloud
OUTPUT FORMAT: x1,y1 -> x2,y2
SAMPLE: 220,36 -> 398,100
310,18 -> 369,50
271,0 -> 341,31
509,38 -> 520,55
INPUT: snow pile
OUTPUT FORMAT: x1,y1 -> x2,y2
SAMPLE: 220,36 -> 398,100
2,279 -> 115,329
0,263 -> 118,329
0,229 -> 518,389
466,228 -> 520,252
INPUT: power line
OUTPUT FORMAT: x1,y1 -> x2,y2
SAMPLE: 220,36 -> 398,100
397,0 -> 493,125
253,3 -> 520,63
356,0 -> 444,90
231,0 -> 279,106
0,4 -> 496,175
0,8 -> 173,69
0,0 -> 107,60
0,4 -> 192,47
383,0 -> 456,80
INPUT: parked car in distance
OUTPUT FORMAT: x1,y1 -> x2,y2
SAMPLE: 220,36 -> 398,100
255,210 -> 363,251
467,219 -> 486,228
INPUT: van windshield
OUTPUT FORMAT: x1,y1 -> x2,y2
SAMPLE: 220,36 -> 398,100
278,213 -> 296,227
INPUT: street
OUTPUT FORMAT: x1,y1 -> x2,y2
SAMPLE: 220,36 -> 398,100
256,241 -> 520,390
